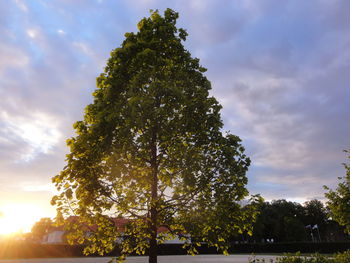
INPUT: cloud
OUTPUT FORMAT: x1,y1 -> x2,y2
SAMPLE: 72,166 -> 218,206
0,43 -> 29,72
13,0 -> 28,12
205,1 -> 350,200
0,111 -> 61,161
0,0 -> 349,219
21,183 -> 55,193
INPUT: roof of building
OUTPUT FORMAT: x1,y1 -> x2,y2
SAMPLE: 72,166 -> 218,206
50,216 -> 171,234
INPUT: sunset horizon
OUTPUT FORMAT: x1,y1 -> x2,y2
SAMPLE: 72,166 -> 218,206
1,0 -> 350,238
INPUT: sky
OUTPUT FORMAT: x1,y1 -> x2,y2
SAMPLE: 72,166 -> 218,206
1,0 -> 350,232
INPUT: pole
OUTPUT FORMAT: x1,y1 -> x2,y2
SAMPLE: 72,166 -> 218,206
317,227 -> 321,242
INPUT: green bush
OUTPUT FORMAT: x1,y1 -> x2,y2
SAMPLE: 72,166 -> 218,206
232,242 -> 350,254
275,252 -> 331,263
248,250 -> 350,263
334,250 -> 350,263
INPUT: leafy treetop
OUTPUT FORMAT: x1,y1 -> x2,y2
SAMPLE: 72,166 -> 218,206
52,9 -> 259,263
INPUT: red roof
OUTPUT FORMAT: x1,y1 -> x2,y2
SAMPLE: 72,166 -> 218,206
54,217 -> 171,234
112,218 -> 170,233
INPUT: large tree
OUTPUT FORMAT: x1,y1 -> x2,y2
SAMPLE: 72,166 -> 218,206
304,199 -> 328,226
31,218 -> 54,243
251,200 -> 306,242
325,149 -> 350,234
52,9 -> 258,263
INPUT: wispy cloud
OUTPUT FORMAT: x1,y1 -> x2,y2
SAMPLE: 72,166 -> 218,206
0,111 -> 61,161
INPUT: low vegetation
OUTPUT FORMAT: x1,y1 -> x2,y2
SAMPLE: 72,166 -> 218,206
249,250 -> 350,263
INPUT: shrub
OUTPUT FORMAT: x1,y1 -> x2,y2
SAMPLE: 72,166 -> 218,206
334,250 -> 350,263
249,250 -> 350,263
275,252 -> 332,263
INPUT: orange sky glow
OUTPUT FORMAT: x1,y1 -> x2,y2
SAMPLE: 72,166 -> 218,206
0,203 -> 55,235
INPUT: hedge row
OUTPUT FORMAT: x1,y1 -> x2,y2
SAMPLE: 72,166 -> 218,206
159,242 -> 350,255
1,242 -> 350,259
229,242 -> 350,254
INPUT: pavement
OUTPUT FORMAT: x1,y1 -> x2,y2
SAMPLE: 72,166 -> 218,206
0,255 -> 277,263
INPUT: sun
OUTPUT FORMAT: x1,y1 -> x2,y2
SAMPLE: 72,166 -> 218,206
0,203 -> 47,235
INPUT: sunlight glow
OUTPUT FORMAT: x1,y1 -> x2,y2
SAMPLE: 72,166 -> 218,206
0,203 -> 47,235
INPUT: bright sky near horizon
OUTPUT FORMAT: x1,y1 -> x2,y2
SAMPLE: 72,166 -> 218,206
1,0 -> 350,234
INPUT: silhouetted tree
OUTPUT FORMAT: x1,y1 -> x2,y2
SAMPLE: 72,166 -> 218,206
252,200 -> 306,242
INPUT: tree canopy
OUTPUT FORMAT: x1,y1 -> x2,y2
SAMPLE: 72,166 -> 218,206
325,149 -> 350,234
250,199 -> 333,243
252,200 -> 306,242
51,9 -> 258,263
31,217 -> 54,242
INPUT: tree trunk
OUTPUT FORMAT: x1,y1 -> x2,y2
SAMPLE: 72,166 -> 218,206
149,230 -> 157,263
149,126 -> 158,263
149,194 -> 157,263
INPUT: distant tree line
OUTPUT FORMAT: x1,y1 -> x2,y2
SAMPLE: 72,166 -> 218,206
236,199 -> 349,243
29,198 -> 349,245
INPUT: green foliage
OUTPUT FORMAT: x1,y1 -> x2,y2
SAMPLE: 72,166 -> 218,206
276,253 -> 331,263
51,8 -> 257,262
252,200 -> 307,242
250,198 -> 345,243
31,218 -> 54,242
304,200 -> 328,228
325,150 -> 350,234
249,251 -> 350,263
334,250 -> 350,263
